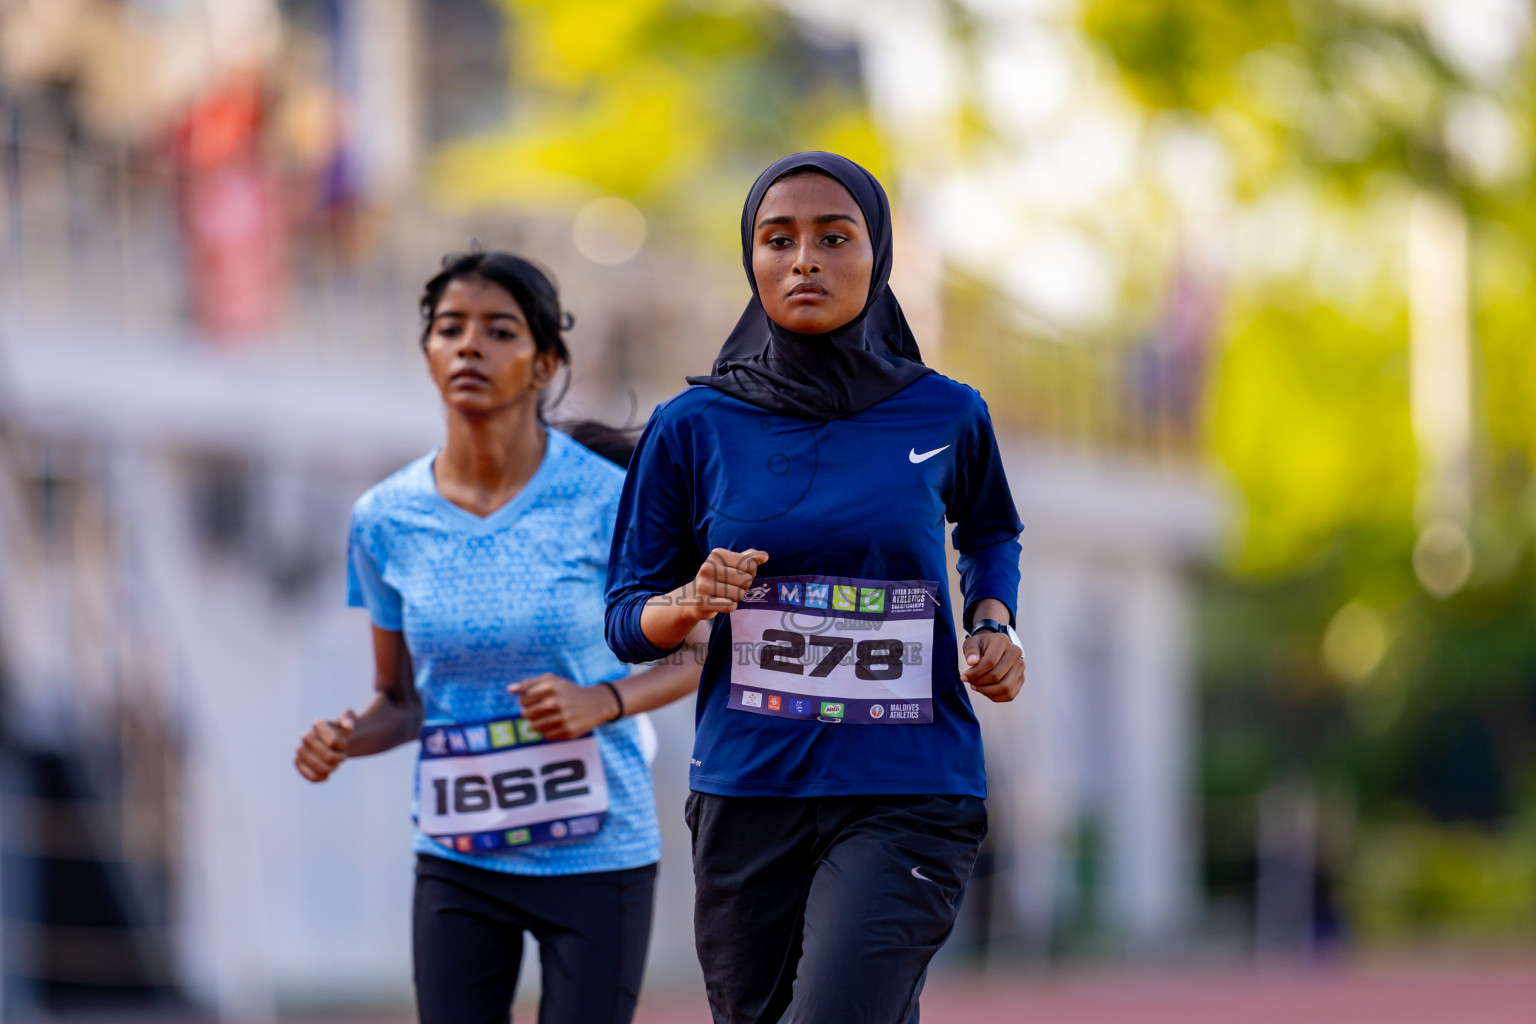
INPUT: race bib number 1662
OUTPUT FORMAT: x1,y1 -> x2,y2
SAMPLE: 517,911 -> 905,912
416,716 -> 608,854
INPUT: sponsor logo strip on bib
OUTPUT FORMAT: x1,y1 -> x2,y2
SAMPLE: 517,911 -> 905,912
729,575 -> 938,725
417,716 -> 608,851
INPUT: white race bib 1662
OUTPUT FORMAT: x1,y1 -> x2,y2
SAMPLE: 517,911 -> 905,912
417,716 -> 608,853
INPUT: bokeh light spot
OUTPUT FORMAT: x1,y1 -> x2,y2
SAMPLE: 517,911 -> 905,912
1413,520 -> 1474,598
572,197 -> 647,265
1322,602 -> 1389,684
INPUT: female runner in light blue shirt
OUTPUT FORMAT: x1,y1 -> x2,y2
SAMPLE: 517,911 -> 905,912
294,251 -> 703,1024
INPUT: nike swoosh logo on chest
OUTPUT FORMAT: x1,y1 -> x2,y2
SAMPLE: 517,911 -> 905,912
909,446 -> 949,463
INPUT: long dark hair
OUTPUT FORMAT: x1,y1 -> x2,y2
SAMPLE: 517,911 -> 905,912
420,251 -> 640,467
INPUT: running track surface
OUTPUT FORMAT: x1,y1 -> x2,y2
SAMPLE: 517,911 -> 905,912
276,957 -> 1534,1023
626,961 -> 1536,1024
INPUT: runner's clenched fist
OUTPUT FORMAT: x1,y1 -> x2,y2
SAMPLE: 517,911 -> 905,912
961,632 -> 1025,702
510,673 -> 620,740
640,548 -> 769,649
294,711 -> 356,782
688,548 -> 770,617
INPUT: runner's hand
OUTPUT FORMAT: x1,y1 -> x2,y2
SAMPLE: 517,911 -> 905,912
961,633 -> 1024,702
510,674 -> 620,741
295,711 -> 356,782
684,548 -> 769,621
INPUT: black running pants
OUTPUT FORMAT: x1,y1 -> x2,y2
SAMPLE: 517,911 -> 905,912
686,792 -> 986,1024
413,854 -> 657,1024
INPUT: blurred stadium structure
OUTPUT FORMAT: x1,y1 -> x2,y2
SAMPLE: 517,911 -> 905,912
0,0 -> 1532,1019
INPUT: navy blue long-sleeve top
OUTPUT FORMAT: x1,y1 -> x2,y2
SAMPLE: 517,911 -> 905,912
605,374 -> 1023,798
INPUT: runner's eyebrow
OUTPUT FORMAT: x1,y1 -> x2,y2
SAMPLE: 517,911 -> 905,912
755,213 -> 860,230
432,310 -> 527,325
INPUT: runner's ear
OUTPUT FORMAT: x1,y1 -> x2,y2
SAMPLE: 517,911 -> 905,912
531,347 -> 561,389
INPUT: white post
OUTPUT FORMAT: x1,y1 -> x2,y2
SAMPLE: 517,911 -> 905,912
342,0 -> 420,205
1107,557 -> 1193,948
1407,192 -> 1474,596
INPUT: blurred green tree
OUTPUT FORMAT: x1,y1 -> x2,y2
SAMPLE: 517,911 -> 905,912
1081,0 -> 1536,943
429,0 -> 882,231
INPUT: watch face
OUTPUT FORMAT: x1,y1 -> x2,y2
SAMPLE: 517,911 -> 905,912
1005,625 -> 1025,655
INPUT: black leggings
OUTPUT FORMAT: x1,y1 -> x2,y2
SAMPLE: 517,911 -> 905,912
687,792 -> 986,1024
413,854 -> 657,1024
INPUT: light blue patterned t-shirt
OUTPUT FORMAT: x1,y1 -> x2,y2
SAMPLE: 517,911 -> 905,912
346,430 -> 660,876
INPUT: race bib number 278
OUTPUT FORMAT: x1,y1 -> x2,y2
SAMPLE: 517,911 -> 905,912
728,574 -> 938,725
416,716 -> 608,854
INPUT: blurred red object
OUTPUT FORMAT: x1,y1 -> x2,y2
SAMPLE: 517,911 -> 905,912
172,75 -> 287,341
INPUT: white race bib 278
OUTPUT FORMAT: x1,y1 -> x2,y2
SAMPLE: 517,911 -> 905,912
727,575 -> 938,725
417,716 -> 608,853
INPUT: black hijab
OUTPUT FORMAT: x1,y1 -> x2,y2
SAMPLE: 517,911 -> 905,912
686,152 -> 931,420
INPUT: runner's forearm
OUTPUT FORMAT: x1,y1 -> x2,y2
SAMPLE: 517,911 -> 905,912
345,689 -> 423,757
957,537 -> 1022,630
612,632 -> 708,716
968,598 -> 1012,628
639,589 -> 705,650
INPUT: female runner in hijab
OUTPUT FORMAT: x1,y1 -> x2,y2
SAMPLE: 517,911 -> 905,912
605,153 -> 1026,1024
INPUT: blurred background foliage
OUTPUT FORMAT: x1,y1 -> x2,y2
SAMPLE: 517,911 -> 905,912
1083,0 -> 1536,944
431,0 -> 883,242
